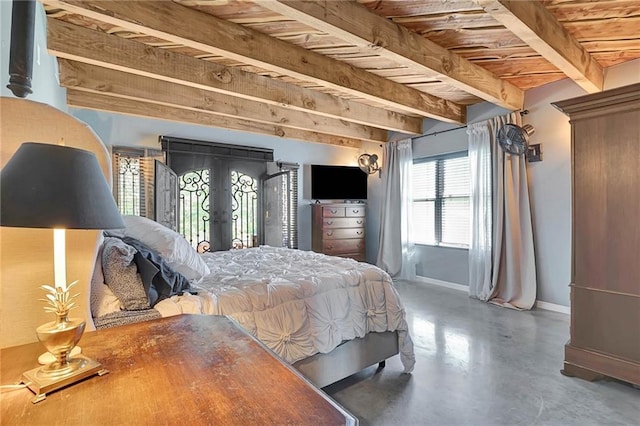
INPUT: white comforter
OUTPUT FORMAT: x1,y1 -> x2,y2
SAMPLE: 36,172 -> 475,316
155,246 -> 415,373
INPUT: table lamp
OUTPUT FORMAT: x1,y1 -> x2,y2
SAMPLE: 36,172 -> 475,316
0,142 -> 125,402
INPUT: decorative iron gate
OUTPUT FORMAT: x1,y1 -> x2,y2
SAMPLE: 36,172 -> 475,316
230,171 -> 258,249
179,169 -> 210,253
178,169 -> 260,252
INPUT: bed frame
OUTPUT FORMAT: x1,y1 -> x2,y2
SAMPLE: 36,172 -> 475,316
293,331 -> 399,388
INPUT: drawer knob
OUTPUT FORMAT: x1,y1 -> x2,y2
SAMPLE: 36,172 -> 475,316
356,220 -> 363,224
357,231 -> 362,235
326,220 -> 333,225
327,231 -> 333,236
330,209 -> 338,214
327,245 -> 333,250
353,209 -> 360,213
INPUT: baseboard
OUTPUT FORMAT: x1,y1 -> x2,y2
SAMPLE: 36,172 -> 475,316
414,276 -> 570,315
564,344 -> 639,385
535,300 -> 570,315
414,276 -> 468,292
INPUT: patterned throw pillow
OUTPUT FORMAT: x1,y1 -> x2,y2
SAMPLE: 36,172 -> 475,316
101,237 -> 149,310
90,237 -> 123,317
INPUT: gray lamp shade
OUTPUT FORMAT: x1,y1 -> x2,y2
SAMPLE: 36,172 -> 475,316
0,142 -> 125,229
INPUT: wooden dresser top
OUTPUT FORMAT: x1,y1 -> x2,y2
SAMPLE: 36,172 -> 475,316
1,315 -> 356,425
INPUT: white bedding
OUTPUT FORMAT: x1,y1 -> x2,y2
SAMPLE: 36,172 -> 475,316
155,246 -> 415,373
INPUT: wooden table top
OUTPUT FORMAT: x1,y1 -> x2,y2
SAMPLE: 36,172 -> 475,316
1,315 -> 356,425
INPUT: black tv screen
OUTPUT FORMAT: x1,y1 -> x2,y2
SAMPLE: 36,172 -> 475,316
311,165 -> 367,200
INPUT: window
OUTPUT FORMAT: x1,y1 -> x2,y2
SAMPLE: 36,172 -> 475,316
412,152 -> 470,247
160,136 -> 301,251
263,162 -> 299,250
230,170 -> 258,249
279,162 -> 299,249
111,147 -> 164,218
178,169 -> 210,252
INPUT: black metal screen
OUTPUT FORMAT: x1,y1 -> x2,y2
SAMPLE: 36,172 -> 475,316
231,171 -> 258,249
179,169 -> 211,253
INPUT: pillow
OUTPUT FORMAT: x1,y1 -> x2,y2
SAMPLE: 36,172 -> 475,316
121,215 -> 210,281
101,237 -> 150,311
90,237 -> 123,317
122,236 -> 191,307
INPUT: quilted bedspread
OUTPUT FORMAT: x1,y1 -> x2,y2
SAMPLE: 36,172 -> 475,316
157,246 -> 415,373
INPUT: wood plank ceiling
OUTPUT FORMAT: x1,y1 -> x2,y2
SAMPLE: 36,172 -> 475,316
42,0 -> 640,148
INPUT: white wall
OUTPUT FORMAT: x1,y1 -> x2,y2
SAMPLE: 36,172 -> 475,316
406,59 -> 640,306
409,102 -> 509,285
1,1 -> 66,109
524,58 -> 640,306
0,0 -> 379,263
5,2 -> 639,304
71,109 -> 370,255
360,141 -> 384,264
603,59 -> 640,90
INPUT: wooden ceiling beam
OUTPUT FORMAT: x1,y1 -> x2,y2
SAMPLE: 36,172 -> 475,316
46,1 -> 465,123
259,0 -> 523,111
58,59 -> 387,143
66,89 -> 362,148
47,18 -> 419,135
475,0 -> 604,93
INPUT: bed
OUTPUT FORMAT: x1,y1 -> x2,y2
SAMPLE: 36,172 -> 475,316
92,216 -> 415,387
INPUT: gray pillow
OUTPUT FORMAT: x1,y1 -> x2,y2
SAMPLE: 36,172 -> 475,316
101,237 -> 149,311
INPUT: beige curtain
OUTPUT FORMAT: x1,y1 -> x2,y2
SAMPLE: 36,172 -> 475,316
468,112 -> 537,309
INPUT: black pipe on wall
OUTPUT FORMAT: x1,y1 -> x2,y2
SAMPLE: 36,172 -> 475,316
7,0 -> 36,98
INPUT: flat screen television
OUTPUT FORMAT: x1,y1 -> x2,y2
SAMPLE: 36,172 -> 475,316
311,164 -> 367,200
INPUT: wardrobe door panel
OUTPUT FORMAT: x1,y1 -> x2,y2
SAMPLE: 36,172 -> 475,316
572,119 -> 608,289
554,83 -> 640,386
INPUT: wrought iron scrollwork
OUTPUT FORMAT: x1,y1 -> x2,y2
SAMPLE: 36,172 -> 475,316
179,169 -> 211,252
118,157 -> 141,215
178,169 -> 259,251
231,171 -> 258,249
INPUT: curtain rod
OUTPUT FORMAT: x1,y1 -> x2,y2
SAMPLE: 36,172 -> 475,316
414,109 -> 529,140
416,125 -> 467,139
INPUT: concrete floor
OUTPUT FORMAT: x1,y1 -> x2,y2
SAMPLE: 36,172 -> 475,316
325,281 -> 639,426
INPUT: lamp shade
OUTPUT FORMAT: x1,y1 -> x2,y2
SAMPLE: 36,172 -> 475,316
0,142 -> 125,229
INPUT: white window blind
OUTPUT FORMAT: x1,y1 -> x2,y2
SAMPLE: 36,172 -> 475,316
279,162 -> 299,249
112,147 -> 164,218
412,161 -> 436,245
412,152 -> 470,247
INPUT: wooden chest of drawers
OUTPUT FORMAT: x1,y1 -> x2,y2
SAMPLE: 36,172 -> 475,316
312,203 -> 366,262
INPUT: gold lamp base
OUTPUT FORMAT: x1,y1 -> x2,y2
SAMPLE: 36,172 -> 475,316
22,355 -> 108,403
20,293 -> 109,404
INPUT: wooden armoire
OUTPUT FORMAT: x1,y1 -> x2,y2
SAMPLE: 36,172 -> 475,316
553,83 -> 640,386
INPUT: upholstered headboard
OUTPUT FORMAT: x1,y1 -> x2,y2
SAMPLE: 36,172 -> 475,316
0,97 -> 112,348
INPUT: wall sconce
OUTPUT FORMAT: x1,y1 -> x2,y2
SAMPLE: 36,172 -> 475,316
527,143 -> 543,162
358,153 -> 381,177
